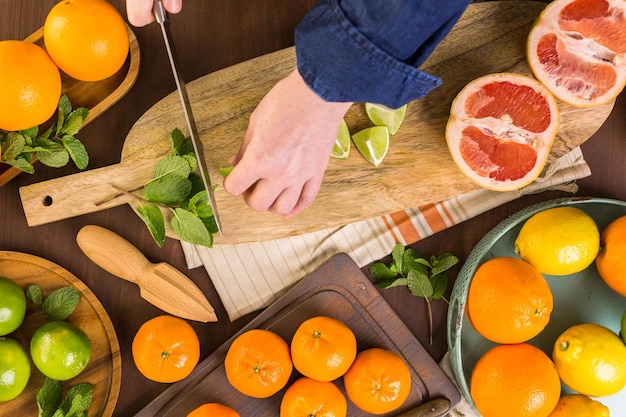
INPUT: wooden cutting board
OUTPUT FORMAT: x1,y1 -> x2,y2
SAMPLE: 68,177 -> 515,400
19,1 -> 615,245
135,253 -> 461,416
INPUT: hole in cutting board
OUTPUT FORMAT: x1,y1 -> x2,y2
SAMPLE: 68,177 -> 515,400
43,195 -> 53,207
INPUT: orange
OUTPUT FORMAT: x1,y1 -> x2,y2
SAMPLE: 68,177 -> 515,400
466,257 -> 553,344
596,215 -> 626,296
44,0 -> 129,81
0,40 -> 61,131
280,377 -> 347,417
343,348 -> 411,415
224,329 -> 293,398
290,316 -> 357,382
527,0 -> 626,107
187,403 -> 240,417
470,343 -> 561,417
445,73 -> 559,191
548,394 -> 609,417
131,315 -> 200,383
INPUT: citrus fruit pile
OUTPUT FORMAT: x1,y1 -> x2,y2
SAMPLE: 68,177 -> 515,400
446,0 -> 626,191
466,205 -> 626,417
0,0 -> 128,132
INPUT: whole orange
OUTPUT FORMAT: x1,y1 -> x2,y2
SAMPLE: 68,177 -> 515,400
470,343 -> 561,417
224,329 -> 293,398
131,315 -> 200,383
280,376 -> 347,417
0,40 -> 61,131
466,256 -> 553,344
290,316 -> 357,382
596,215 -> 626,296
343,348 -> 411,415
44,0 -> 129,81
187,403 -> 240,417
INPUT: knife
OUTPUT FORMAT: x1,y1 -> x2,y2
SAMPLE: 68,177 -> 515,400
153,0 -> 223,236
76,225 -> 217,322
397,397 -> 451,417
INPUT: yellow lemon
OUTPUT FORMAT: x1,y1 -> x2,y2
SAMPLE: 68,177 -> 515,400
515,207 -> 599,275
548,394 -> 609,417
552,323 -> 626,397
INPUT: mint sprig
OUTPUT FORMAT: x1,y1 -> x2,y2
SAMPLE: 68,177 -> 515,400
37,378 -> 93,417
0,95 -> 89,173
26,285 -> 80,321
370,243 -> 459,344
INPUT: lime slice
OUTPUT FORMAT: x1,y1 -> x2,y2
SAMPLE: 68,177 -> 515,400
365,103 -> 407,135
331,119 -> 351,159
352,126 -> 390,167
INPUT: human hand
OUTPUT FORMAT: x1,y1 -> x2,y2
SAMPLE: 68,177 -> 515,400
125,0 -> 182,27
224,69 -> 353,217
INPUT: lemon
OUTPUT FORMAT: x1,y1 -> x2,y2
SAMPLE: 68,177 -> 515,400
514,207 -> 599,275
547,394 -> 609,417
0,338 -> 31,402
30,321 -> 92,381
331,119 -> 351,159
0,276 -> 26,336
352,126 -> 390,167
365,103 -> 407,135
552,323 -> 626,397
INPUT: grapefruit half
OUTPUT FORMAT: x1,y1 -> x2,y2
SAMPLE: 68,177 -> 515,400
446,73 -> 559,191
527,0 -> 626,107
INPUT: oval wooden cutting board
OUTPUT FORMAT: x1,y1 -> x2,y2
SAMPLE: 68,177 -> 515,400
19,1 -> 615,244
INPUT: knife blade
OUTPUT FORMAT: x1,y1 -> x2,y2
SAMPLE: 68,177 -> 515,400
153,0 -> 223,236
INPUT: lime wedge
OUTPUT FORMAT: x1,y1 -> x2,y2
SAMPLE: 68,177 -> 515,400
365,103 -> 407,135
331,119 -> 351,159
352,126 -> 390,167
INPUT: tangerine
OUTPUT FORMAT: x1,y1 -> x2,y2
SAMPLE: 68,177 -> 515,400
445,73 -> 559,191
280,376 -> 347,417
343,348 -> 411,415
187,403 -> 240,417
44,0 -> 129,81
470,343 -> 561,417
527,0 -> 626,107
132,315 -> 200,383
466,257 -> 553,344
290,316 -> 357,382
0,40 -> 61,131
224,329 -> 293,398
596,215 -> 626,296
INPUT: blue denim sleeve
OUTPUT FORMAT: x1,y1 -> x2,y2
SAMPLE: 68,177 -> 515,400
295,0 -> 471,108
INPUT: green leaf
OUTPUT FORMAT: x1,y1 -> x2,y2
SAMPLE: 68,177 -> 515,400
26,284 -> 44,306
37,377 -> 62,417
20,125 -> 39,139
431,273 -> 448,300
1,132 -> 26,161
431,253 -> 459,275
60,113 -> 85,136
170,127 -> 187,154
391,243 -> 405,274
188,190 -> 214,218
42,286 -> 80,320
369,262 -> 398,280
6,156 -> 35,173
61,135 -> 89,169
137,204 -> 166,247
219,165 -> 233,177
376,277 -> 408,289
35,138 -> 69,168
182,153 -> 197,173
171,208 -> 213,247
151,155 -> 192,181
59,383 -> 93,417
143,175 -> 192,205
407,269 -> 433,299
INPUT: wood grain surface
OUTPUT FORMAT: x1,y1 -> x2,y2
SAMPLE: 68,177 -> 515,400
19,1 -> 614,244
0,251 -> 121,417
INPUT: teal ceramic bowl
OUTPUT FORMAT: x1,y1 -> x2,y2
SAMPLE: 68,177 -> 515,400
448,197 -> 626,416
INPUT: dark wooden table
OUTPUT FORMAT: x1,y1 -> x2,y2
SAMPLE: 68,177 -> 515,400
1,1 -> 624,415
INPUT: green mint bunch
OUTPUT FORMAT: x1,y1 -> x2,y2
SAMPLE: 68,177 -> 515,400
37,377 -> 93,417
0,95 -> 89,173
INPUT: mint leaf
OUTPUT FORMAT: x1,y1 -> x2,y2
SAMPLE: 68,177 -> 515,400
431,273 -> 448,300
59,383 -> 93,417
188,190 -> 213,218
26,284 -> 44,306
152,155 -> 191,180
137,204 -> 166,247
431,253 -> 459,275
407,269 -> 433,298
171,207 -> 213,247
143,175 -> 192,205
170,127 -> 187,154
369,262 -> 397,280
42,286 -> 80,320
61,135 -> 89,169
35,138 -> 69,168
219,165 -> 234,177
37,377 -> 62,417
1,132 -> 26,161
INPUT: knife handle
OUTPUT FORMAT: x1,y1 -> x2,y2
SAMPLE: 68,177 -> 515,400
396,398 -> 451,417
76,225 -> 153,286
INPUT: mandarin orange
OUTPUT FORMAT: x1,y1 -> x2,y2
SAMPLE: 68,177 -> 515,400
187,403 -> 240,417
596,215 -> 626,296
280,376 -> 347,417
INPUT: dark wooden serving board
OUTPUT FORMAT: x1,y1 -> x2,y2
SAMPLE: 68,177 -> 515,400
19,1 -> 614,244
135,253 -> 461,416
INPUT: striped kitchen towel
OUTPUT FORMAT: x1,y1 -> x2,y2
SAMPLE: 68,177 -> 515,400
181,146 -> 590,322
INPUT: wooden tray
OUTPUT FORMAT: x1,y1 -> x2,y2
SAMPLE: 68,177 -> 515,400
18,2 -> 615,244
136,253 -> 460,416
0,251 -> 121,417
0,25 -> 140,188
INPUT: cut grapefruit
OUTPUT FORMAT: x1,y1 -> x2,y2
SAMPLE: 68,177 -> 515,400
527,0 -> 626,107
446,73 -> 559,191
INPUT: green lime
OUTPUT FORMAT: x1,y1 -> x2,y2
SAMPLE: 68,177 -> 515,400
351,126 -> 390,167
331,119 -> 351,159
365,103 -> 407,135
30,321 -> 92,381
0,337 -> 31,402
0,276 -> 26,336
